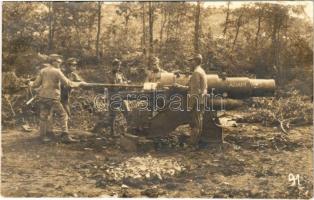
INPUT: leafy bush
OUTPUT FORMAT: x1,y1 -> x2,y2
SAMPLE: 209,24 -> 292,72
241,90 -> 313,132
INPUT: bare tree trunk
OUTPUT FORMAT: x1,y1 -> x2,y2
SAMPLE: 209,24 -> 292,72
175,10 -> 180,36
272,13 -> 284,84
73,18 -> 82,49
223,1 -> 230,36
96,1 -> 102,60
148,2 -> 154,61
142,2 -> 147,64
271,15 -> 278,68
255,14 -> 261,48
166,8 -> 171,42
125,12 -> 130,42
51,4 -> 55,50
277,29 -> 282,82
48,2 -> 54,51
194,1 -> 201,53
232,14 -> 243,50
270,13 -> 280,83
159,6 -> 167,51
142,3 -> 146,48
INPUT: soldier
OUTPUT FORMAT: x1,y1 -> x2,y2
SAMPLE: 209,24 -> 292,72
112,58 -> 127,84
174,54 -> 208,146
30,54 -> 86,143
91,58 -> 127,134
146,56 -> 166,82
61,57 -> 83,116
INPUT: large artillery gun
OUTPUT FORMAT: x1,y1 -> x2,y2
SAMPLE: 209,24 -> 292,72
84,72 -> 275,150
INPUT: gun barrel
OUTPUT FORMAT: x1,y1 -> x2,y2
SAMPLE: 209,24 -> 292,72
159,73 -> 275,99
82,83 -> 143,88
249,79 -> 276,97
206,76 -> 275,98
209,98 -> 245,110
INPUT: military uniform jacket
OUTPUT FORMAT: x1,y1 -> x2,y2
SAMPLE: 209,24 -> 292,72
61,71 -> 83,102
67,72 -> 82,82
113,72 -> 127,84
31,65 -> 80,100
188,65 -> 208,108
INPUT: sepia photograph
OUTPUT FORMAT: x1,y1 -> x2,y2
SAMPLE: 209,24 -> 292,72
1,0 -> 313,198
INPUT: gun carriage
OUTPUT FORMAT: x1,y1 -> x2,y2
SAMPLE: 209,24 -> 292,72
84,72 -> 275,150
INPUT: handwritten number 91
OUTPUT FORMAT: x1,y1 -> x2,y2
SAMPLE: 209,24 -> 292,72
288,173 -> 301,186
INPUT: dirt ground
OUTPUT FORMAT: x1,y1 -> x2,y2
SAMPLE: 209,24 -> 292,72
1,112 -> 313,198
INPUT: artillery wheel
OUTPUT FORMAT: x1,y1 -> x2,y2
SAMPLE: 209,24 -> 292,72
112,111 -> 128,137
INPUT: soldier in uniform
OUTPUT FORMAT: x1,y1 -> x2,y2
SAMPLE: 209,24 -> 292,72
60,57 -> 83,117
112,58 -> 127,84
174,54 -> 208,146
92,58 -> 128,134
30,54 -> 86,143
110,58 -> 127,136
146,56 -> 166,82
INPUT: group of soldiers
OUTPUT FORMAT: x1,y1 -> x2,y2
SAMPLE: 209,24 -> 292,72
29,53 -> 207,147
29,54 -> 86,143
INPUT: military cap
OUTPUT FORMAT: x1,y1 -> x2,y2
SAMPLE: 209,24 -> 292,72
66,57 -> 78,65
41,63 -> 52,68
188,54 -> 203,62
49,54 -> 63,63
112,58 -> 122,66
152,56 -> 160,64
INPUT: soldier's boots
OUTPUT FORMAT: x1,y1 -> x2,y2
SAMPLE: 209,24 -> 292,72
187,128 -> 201,145
42,136 -> 51,143
60,132 -> 78,143
47,131 -> 55,138
41,132 -> 55,143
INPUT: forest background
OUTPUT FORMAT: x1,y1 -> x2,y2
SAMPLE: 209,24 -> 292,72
2,1 -> 313,95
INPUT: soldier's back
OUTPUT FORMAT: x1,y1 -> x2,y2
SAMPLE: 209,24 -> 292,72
38,66 -> 63,99
41,66 -> 61,82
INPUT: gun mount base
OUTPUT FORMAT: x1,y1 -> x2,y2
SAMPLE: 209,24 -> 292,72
117,110 -> 223,152
120,133 -> 155,152
200,111 -> 223,145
